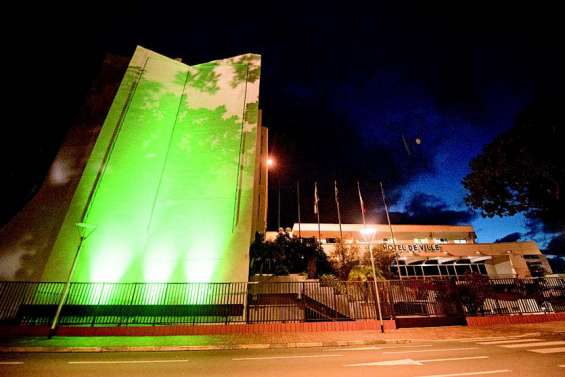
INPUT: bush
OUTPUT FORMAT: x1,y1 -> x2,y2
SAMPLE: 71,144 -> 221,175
274,264 -> 289,276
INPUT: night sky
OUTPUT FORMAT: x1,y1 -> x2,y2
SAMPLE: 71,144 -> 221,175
4,2 -> 564,246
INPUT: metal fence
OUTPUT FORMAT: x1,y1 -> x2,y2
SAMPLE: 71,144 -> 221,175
0,277 -> 563,327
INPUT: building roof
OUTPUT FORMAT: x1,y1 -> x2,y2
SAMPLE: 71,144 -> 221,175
291,223 -> 475,234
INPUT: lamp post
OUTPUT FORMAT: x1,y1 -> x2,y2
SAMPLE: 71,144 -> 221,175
360,227 -> 384,333
49,222 -> 96,338
267,156 -> 281,230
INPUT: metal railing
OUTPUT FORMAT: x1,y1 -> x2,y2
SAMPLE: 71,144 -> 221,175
0,277 -> 563,327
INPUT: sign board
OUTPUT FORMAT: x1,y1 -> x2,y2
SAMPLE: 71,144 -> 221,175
380,244 -> 442,254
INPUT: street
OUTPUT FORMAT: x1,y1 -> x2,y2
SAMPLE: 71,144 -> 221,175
1,334 -> 564,377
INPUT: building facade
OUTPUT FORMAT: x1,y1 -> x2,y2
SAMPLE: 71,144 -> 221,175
274,223 -> 553,278
0,47 -> 268,283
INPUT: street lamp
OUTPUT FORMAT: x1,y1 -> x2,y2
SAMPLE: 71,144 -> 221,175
360,226 -> 385,333
49,222 -> 96,338
267,156 -> 281,230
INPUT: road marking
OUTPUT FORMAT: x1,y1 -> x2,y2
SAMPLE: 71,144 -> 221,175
0,362 -> 24,365
326,344 -> 433,351
501,341 -> 565,349
529,347 -> 565,354
346,358 -> 421,366
415,370 -> 510,377
326,346 -> 383,351
345,355 -> 488,367
478,338 -> 542,345
68,360 -> 189,364
233,354 -> 343,361
419,356 -> 489,363
384,347 -> 478,354
457,333 -> 540,342
558,364 -> 565,367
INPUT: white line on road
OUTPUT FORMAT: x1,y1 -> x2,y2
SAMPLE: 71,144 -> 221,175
419,356 -> 489,363
501,341 -> 565,349
345,355 -> 488,367
232,354 -> 343,361
415,370 -> 511,377
326,344 -> 433,351
346,358 -> 421,366
478,338 -> 542,345
457,333 -> 540,342
325,346 -> 383,351
529,347 -> 565,354
68,360 -> 189,364
384,347 -> 479,354
0,362 -> 24,365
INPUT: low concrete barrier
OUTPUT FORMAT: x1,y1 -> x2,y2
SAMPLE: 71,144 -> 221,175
1,319 -> 396,337
466,312 -> 565,327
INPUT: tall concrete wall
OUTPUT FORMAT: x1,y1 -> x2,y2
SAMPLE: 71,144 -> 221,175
41,47 -> 262,283
0,47 -> 262,284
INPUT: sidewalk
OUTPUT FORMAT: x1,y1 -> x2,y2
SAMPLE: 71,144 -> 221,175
1,321 -> 564,353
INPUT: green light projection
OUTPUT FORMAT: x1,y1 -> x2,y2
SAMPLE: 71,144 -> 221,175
43,47 -> 261,287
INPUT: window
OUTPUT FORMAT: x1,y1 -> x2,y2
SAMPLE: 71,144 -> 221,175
325,238 -> 337,244
391,260 -> 488,278
434,238 -> 448,244
527,262 -> 545,277
454,239 -> 467,244
414,238 -> 429,244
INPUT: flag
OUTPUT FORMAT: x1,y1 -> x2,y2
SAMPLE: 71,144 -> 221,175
314,182 -> 319,215
334,180 -> 343,241
357,180 -> 366,225
334,180 -> 339,206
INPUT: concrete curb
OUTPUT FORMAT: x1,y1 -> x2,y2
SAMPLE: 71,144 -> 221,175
0,339 -> 405,353
1,331 -> 558,353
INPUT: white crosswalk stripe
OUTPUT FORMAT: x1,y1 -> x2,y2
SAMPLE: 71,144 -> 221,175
478,338 -> 542,345
528,347 -> 565,354
458,333 -> 540,342
472,336 -> 565,355
501,341 -> 565,349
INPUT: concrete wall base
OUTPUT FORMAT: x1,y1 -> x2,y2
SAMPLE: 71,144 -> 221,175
0,320 -> 396,337
466,312 -> 565,327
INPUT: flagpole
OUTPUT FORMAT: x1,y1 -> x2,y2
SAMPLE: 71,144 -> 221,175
380,181 -> 402,280
277,178 -> 281,230
314,182 -> 321,242
334,180 -> 343,242
297,181 -> 302,239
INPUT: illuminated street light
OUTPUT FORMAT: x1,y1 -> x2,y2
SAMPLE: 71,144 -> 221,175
267,156 -> 281,229
360,226 -> 385,333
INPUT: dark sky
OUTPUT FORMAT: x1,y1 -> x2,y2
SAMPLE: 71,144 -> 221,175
4,1 -> 564,245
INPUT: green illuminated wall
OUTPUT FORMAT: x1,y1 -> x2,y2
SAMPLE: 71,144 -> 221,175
42,47 -> 261,283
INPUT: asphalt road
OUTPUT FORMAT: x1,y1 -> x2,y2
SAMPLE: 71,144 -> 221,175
1,335 -> 564,377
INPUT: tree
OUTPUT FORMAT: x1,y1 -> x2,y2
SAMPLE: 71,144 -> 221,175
362,247 -> 398,280
547,256 -> 565,274
248,232 -> 332,279
327,241 -> 361,280
249,233 -> 283,275
463,97 -> 565,233
545,233 -> 565,257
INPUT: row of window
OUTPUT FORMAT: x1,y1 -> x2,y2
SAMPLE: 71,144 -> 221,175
390,261 -> 488,277
323,238 -> 468,244
414,238 -> 467,244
